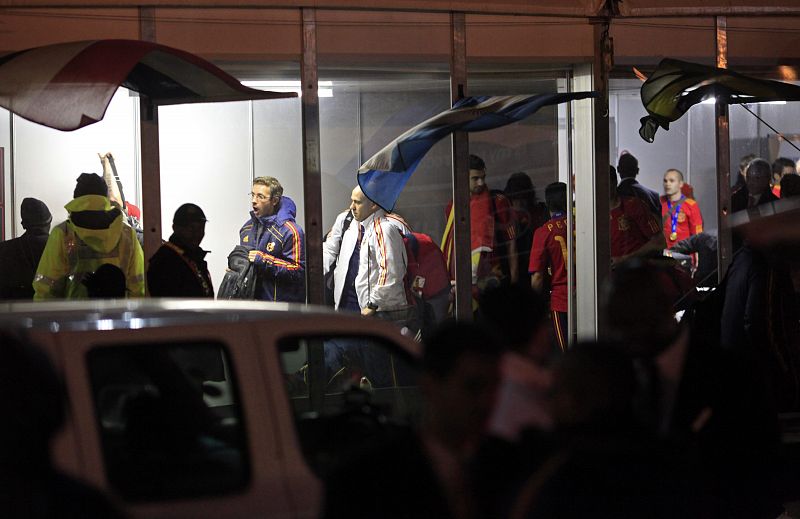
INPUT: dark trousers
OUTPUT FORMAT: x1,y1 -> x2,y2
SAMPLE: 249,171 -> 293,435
551,310 -> 568,353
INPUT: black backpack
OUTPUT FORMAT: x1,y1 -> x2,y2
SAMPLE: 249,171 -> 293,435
217,246 -> 257,300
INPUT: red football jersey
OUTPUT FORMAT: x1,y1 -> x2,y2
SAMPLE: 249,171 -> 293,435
611,196 -> 661,258
660,195 -> 703,248
529,215 -> 568,312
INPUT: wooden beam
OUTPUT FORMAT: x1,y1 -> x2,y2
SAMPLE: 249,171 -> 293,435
715,15 -> 732,284
138,7 -> 161,290
300,7 -> 323,306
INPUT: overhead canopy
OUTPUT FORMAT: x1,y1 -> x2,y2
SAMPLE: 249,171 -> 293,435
617,0 -> 800,16
639,58 -> 800,142
358,92 -> 598,211
0,0 -> 607,17
0,39 -> 297,131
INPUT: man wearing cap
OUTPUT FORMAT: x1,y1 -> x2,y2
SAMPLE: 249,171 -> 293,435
33,173 -> 145,299
0,198 -> 52,299
147,203 -> 214,298
240,176 -> 305,302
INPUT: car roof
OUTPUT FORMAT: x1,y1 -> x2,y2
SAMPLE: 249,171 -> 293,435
0,299 -> 342,332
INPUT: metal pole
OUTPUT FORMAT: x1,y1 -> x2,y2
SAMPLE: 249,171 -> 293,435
300,7 -> 326,414
450,11 -> 472,321
139,97 -> 162,270
715,15 -> 732,283
138,8 -> 161,278
301,7 -> 324,306
564,74 -> 576,347
592,19 -> 611,339
0,148 -> 5,241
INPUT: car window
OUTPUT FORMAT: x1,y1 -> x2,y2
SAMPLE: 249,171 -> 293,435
278,335 -> 421,475
86,341 -> 249,501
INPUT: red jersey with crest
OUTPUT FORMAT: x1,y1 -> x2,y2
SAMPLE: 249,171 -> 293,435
660,195 -> 703,248
529,215 -> 568,312
611,196 -> 661,258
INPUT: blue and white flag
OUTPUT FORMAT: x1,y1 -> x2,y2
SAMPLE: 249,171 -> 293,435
357,92 -> 598,211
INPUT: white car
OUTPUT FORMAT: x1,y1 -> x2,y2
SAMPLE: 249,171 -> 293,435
0,299 -> 422,519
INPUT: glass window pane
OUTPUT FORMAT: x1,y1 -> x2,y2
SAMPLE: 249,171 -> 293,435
154,8 -> 305,302
87,340 -> 249,501
468,63 -> 572,346
8,89 -> 139,239
318,10 -> 452,329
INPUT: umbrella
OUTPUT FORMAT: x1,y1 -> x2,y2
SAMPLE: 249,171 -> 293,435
357,92 -> 598,211
0,39 -> 296,131
639,58 -> 800,143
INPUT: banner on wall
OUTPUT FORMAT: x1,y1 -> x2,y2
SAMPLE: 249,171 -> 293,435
357,92 -> 598,211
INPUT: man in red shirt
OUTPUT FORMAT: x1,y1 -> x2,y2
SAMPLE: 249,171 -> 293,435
442,154 -> 517,308
610,167 -> 665,266
660,168 -> 703,249
529,182 -> 569,352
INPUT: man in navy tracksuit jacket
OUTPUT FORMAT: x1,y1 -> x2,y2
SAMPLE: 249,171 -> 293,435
240,176 -> 306,302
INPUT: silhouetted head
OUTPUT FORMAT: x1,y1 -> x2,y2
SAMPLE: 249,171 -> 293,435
0,331 -> 66,468
20,197 -> 52,231
83,263 -> 126,298
74,173 -> 108,199
617,152 -> 639,179
172,203 -> 208,249
772,157 -> 796,185
781,174 -> 800,198
739,153 -> 756,176
600,262 -> 680,356
421,321 -> 501,447
549,343 -> 638,434
544,182 -> 567,215
479,284 -> 549,360
746,159 -> 772,198
504,172 -> 536,201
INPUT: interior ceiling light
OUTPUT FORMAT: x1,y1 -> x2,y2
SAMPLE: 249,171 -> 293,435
241,80 -> 333,97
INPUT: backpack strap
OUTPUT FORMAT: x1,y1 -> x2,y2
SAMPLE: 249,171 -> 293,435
342,210 -> 354,237
327,210 -> 355,277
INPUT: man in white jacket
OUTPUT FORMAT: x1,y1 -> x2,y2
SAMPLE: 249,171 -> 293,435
321,186 -> 413,387
323,185 -> 411,318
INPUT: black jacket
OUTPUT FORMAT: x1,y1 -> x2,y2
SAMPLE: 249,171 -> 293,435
0,230 -> 49,300
147,234 -> 213,298
617,177 -> 661,219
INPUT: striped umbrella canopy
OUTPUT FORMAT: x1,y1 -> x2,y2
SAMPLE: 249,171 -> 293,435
0,39 -> 297,131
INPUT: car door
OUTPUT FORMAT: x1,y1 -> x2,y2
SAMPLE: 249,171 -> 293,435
254,313 -> 422,483
49,321 -> 305,519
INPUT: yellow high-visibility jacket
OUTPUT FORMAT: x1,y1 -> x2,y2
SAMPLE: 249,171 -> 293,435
33,195 -> 145,299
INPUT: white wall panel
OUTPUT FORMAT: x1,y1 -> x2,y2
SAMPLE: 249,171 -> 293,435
253,98 -> 305,231
159,101 -> 251,292
10,88 -> 138,238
